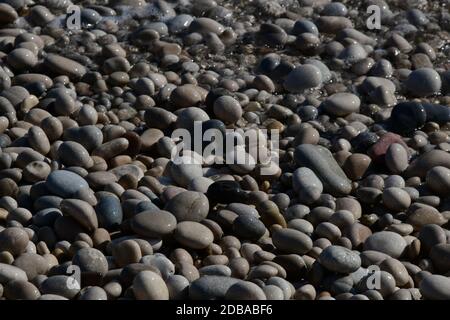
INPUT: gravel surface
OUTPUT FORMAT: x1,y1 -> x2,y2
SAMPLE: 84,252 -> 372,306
0,0 -> 449,300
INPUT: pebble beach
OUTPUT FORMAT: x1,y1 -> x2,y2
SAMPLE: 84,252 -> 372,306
0,0 -> 449,300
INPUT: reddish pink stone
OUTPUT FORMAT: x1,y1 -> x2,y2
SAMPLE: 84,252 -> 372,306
368,132 -> 409,164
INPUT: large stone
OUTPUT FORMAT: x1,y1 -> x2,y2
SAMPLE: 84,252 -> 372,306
322,92 -> 361,117
272,228 -> 313,255
133,270 -> 169,300
44,54 -> 87,79
363,231 -> 407,258
46,170 -> 89,198
292,167 -> 323,204
0,263 -> 27,284
294,144 -> 351,196
131,210 -> 177,238
318,245 -> 361,274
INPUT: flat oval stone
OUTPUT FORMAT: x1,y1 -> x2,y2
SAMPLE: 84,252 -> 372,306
170,85 -> 202,109
385,143 -> 409,174
170,160 -> 203,188
95,194 -> 123,229
232,214 -> 266,241
0,227 -> 29,256
133,270 -> 169,300
318,245 -> 361,274
189,17 -> 225,35
112,240 -> 143,267
92,138 -> 129,160
44,54 -> 87,79
4,280 -> 40,300
288,219 -> 314,235
8,48 -> 37,70
382,187 -> 411,212
257,200 -> 287,228
140,253 -> 175,280
336,197 -> 362,220
57,141 -> 93,168
360,250 -> 390,267
322,93 -> 361,117
338,44 -> 367,63
85,172 -> 118,189
28,126 -> 50,155
1,86 -> 30,107
379,258 -> 409,287
164,191 -> 209,222
294,126 -> 320,145
72,247 -> 108,278
40,275 -> 80,299
13,73 -> 53,89
174,221 -> 214,249
294,144 -> 352,196
63,125 -> 103,152
60,199 -> 98,232
0,263 -> 27,284
305,59 -> 331,83
46,170 -> 89,198
166,274 -> 189,299
213,95 -> 242,124
407,206 -> 446,229
140,128 -> 164,151
131,210 -> 177,238
272,228 -> 313,255
12,253 -> 48,280
284,65 -> 322,93
292,167 -> 323,204
199,265 -> 231,277
227,203 -> 259,217
363,231 -> 407,258
292,19 -> 319,36
322,2 -> 348,16
175,107 -> 209,131
316,16 -> 353,33
343,153 -> 372,180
